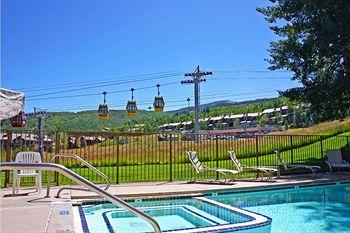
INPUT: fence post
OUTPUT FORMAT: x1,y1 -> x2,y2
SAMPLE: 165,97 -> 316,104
5,130 -> 13,188
116,135 -> 120,184
290,135 -> 294,164
255,135 -> 259,167
215,135 -> 219,180
54,130 -> 60,186
320,135 -> 324,159
169,134 -> 173,182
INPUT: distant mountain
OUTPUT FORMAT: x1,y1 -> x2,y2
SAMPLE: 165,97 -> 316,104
169,100 -> 235,114
170,98 -> 272,114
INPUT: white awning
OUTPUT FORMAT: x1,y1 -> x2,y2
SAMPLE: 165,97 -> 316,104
0,88 -> 25,120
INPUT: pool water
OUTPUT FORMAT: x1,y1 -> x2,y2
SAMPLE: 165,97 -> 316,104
245,202 -> 350,233
82,199 -> 251,233
210,184 -> 350,233
79,183 -> 350,233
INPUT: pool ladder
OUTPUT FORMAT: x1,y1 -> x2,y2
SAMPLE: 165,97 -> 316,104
0,162 -> 162,233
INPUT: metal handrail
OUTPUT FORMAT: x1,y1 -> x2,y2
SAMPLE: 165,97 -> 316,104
47,154 -> 111,198
0,162 -> 161,233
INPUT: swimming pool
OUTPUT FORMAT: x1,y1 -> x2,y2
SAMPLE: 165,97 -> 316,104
209,183 -> 350,233
78,198 -> 271,232
76,182 -> 350,233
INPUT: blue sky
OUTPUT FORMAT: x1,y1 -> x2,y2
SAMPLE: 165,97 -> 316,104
1,0 -> 301,113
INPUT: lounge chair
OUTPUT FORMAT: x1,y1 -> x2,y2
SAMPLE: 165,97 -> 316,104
228,151 -> 279,179
326,149 -> 350,173
13,151 -> 42,194
275,150 -> 320,176
187,151 -> 239,181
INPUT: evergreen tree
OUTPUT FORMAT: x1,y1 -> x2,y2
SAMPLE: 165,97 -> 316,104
257,0 -> 350,121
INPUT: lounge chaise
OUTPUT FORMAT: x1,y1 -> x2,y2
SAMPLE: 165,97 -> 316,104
229,151 -> 279,179
187,151 -> 239,181
275,150 -> 320,176
326,149 -> 350,173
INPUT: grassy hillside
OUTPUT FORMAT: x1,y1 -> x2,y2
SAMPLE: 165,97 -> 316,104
1,110 -> 169,131
274,117 -> 350,135
1,97 -> 290,131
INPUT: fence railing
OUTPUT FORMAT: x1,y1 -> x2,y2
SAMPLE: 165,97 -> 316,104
1,129 -> 349,187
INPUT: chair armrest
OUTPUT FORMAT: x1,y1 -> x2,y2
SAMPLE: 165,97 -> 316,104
325,160 -> 333,171
204,166 -> 221,172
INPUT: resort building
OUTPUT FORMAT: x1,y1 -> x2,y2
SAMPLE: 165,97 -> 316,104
157,105 -> 290,133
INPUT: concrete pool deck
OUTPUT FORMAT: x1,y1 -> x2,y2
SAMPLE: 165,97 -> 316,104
1,172 -> 350,233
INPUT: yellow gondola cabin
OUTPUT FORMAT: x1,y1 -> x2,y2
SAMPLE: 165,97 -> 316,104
153,84 -> 165,112
98,92 -> 109,120
126,88 -> 137,117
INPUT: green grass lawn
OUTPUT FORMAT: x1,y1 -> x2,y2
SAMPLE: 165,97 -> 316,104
3,133 -> 348,188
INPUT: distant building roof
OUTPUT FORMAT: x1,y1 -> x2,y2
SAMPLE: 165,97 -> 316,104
210,116 -> 224,121
261,108 -> 275,114
224,114 -> 244,119
247,112 -> 259,117
167,122 -> 181,127
158,123 -> 180,128
262,106 -> 288,114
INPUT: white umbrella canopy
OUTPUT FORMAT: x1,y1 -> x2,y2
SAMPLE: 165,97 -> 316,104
0,88 -> 25,120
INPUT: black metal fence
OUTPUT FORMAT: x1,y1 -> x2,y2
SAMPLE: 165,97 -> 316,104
1,129 -> 349,187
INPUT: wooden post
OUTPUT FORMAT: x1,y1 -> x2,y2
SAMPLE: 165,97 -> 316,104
255,135 -> 259,178
290,135 -> 294,164
169,134 -> 173,182
116,136 -> 120,184
54,130 -> 60,186
5,130 -> 13,188
255,136 -> 259,166
320,136 -> 324,158
215,135 -> 219,180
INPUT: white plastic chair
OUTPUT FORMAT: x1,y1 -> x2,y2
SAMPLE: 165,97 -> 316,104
13,152 -> 42,194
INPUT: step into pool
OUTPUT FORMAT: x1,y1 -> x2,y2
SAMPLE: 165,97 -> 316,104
78,198 -> 271,233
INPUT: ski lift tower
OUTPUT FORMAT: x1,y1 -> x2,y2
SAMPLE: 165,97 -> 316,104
33,107 -> 48,158
181,66 -> 212,141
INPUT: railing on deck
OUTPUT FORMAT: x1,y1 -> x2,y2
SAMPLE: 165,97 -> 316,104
0,162 -> 162,233
1,129 -> 349,187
